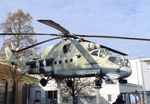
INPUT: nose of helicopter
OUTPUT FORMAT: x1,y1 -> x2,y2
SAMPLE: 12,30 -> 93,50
120,67 -> 132,78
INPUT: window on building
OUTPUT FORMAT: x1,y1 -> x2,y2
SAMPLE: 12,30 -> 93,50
35,91 -> 41,100
108,94 -> 112,102
48,91 -> 57,99
48,91 -> 53,99
54,91 -> 57,99
47,91 -> 57,104
0,85 -> 5,104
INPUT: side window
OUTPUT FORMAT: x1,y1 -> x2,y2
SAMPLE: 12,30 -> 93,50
54,61 -> 57,65
59,60 -> 62,64
99,48 -> 109,57
65,60 -> 68,63
91,50 -> 98,56
63,44 -> 70,53
99,49 -> 105,57
70,59 -> 73,62
108,94 -> 111,102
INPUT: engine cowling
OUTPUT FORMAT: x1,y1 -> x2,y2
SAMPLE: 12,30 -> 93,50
27,58 -> 54,75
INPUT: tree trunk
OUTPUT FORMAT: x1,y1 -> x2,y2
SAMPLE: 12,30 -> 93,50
12,80 -> 16,104
72,95 -> 76,104
71,82 -> 77,104
11,65 -> 17,104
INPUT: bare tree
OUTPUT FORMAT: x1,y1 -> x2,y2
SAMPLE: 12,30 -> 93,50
0,9 -> 37,60
61,78 -> 95,104
0,9 -> 38,104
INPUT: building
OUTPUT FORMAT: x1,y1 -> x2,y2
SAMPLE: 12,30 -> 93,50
127,58 -> 150,104
99,83 -> 144,104
98,57 -> 150,104
128,58 -> 150,87
29,79 -> 57,104
29,79 -> 144,104
0,62 -> 39,104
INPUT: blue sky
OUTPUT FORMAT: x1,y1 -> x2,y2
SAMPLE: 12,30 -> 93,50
0,0 -> 150,58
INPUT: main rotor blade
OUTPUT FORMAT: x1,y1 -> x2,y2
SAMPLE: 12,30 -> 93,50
77,35 -> 150,41
38,20 -> 70,35
0,33 -> 58,36
82,39 -> 127,56
100,45 -> 128,56
16,37 -> 60,52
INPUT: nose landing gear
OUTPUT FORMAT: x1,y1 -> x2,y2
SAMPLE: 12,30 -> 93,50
118,78 -> 128,84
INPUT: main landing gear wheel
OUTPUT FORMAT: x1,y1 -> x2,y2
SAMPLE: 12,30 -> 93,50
94,77 -> 103,89
40,77 -> 52,86
66,79 -> 73,88
40,78 -> 47,86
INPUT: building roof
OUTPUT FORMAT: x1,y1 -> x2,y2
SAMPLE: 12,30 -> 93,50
0,62 -> 39,84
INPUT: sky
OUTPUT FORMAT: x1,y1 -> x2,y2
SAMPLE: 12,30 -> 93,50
0,0 -> 150,58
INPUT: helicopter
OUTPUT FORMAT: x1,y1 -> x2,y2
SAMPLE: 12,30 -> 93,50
2,19 -> 150,87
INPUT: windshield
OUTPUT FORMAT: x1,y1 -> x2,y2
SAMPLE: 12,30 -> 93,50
108,56 -> 125,66
108,56 -> 130,67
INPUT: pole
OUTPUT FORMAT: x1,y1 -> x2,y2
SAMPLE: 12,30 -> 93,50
56,79 -> 62,104
96,88 -> 101,104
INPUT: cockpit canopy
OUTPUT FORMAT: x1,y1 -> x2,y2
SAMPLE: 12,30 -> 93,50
90,48 -> 130,67
90,48 -> 111,57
